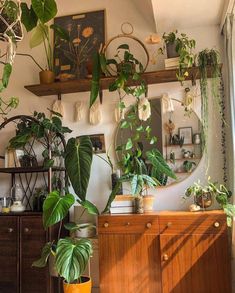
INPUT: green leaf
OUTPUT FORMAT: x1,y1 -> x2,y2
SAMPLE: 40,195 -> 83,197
117,44 -> 129,50
65,137 -> 93,201
131,175 -> 143,195
51,23 -> 70,42
55,238 -> 92,283
32,242 -> 53,267
125,138 -> 133,150
64,222 -> 95,232
120,121 -> 130,129
79,200 -> 100,215
43,191 -> 75,229
89,52 -> 100,108
30,24 -> 48,48
102,181 -> 122,214
2,63 -> 12,88
20,3 -> 38,32
43,158 -> 54,168
146,149 -> 177,179
32,0 -> 57,23
150,136 -> 157,145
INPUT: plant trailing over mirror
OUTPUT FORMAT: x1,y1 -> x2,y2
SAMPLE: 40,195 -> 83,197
184,178 -> 235,226
161,30 -> 196,83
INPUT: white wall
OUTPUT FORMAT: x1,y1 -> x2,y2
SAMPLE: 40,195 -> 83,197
0,0 -> 224,213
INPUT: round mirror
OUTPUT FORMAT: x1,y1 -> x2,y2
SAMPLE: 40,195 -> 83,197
115,96 -> 203,186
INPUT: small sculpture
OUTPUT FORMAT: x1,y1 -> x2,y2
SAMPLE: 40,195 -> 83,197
189,204 -> 201,212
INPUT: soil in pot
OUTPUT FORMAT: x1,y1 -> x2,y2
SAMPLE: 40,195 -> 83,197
39,70 -> 55,84
63,276 -> 92,293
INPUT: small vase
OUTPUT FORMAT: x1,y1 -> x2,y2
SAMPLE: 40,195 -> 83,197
166,42 -> 179,58
134,196 -> 144,214
143,195 -> 155,212
194,192 -> 212,209
39,70 -> 55,84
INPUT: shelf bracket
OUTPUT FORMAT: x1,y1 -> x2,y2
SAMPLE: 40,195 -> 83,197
99,88 -> 103,104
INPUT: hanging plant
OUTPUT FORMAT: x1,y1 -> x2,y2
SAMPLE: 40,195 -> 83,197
197,49 -> 221,153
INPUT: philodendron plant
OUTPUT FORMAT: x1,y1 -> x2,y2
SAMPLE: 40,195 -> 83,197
33,135 -> 121,286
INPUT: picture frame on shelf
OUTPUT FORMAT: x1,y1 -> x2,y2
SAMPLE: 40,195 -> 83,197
89,134 -> 106,154
53,9 -> 106,81
178,127 -> 193,144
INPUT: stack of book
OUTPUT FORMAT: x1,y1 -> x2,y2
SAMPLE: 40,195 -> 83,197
164,57 -> 179,70
110,195 -> 135,214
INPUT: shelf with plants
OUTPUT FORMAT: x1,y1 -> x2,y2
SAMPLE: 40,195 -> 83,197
0,166 -> 65,174
24,66 -> 220,98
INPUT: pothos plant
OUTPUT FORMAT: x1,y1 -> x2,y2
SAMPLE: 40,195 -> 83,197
161,30 -> 196,83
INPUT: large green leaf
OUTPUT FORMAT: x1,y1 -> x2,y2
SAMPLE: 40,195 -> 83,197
146,149 -> 177,179
2,63 -> 12,89
31,0 -> 57,23
102,181 -> 122,214
89,52 -> 101,108
32,242 -> 53,267
51,23 -> 70,42
43,191 -> 75,229
20,3 -> 38,32
30,23 -> 48,48
55,238 -> 92,283
64,222 -> 95,232
80,200 -> 100,215
65,137 -> 93,201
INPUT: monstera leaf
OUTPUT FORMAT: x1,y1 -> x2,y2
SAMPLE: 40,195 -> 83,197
31,0 -> 57,23
32,242 -> 53,268
65,136 -> 93,201
43,191 -> 75,229
55,238 -> 92,284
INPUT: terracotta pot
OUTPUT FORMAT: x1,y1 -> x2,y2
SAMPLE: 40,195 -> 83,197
63,277 -> 92,293
134,196 -> 144,214
39,70 -> 55,84
143,195 -> 155,212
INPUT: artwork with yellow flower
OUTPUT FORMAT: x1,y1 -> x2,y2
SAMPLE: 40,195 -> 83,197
54,10 -> 105,80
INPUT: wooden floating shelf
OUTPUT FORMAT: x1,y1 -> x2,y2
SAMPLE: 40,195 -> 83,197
167,157 -> 201,162
24,66 -> 217,97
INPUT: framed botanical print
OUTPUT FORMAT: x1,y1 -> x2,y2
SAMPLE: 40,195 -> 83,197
54,10 -> 106,80
178,127 -> 193,144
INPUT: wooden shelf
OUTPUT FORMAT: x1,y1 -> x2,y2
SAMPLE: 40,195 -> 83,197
165,143 -> 199,148
24,66 -> 215,97
0,166 -> 65,174
167,157 -> 201,162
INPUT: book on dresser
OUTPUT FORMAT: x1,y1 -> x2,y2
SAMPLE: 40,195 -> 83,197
110,195 -> 134,214
164,57 -> 179,69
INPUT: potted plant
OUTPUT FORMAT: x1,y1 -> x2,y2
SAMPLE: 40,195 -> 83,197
20,0 -> 69,84
183,160 -> 196,173
161,30 -> 196,83
184,178 -> 235,225
90,45 -> 176,212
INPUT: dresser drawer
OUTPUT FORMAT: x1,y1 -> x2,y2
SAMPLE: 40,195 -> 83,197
98,214 -> 159,234
159,211 -> 227,235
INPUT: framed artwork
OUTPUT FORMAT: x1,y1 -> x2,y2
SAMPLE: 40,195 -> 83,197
90,134 -> 106,154
178,127 -> 193,144
54,10 -> 106,80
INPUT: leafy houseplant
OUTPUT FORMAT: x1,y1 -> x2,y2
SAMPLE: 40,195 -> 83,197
183,160 -> 196,173
161,30 -> 196,83
184,179 -> 235,226
20,0 -> 69,84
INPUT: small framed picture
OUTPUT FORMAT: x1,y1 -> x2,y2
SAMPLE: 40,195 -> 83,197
90,134 -> 106,154
178,127 -> 193,144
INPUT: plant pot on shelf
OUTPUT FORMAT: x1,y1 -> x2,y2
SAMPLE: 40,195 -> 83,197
39,70 -> 55,84
143,195 -> 155,212
63,277 -> 92,293
134,196 -> 144,214
166,42 -> 179,58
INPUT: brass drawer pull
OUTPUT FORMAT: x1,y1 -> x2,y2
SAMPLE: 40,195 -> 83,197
126,222 -> 130,226
162,254 -> 169,261
24,228 -> 30,233
103,222 -> 109,228
8,228 -> 13,233
146,222 -> 152,229
214,222 -> 220,228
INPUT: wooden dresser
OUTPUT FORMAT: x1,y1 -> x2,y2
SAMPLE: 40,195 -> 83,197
98,210 -> 231,293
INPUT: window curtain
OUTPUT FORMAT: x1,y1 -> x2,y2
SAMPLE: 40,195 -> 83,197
223,14 -> 235,261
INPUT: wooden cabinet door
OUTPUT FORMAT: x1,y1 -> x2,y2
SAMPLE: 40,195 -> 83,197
0,216 -> 18,293
99,234 -> 161,293
160,233 -> 231,293
20,216 -> 49,293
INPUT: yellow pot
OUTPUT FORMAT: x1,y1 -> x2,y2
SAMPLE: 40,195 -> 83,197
63,277 -> 92,293
39,70 -> 55,84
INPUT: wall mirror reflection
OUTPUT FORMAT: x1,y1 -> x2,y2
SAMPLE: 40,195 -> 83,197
115,96 -> 203,186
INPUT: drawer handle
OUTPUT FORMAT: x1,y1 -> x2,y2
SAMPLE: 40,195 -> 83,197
214,222 -> 220,228
146,222 -> 152,229
162,254 -> 169,261
166,222 -> 172,228
103,222 -> 109,228
8,228 -> 14,233
126,222 -> 130,226
24,228 -> 30,233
